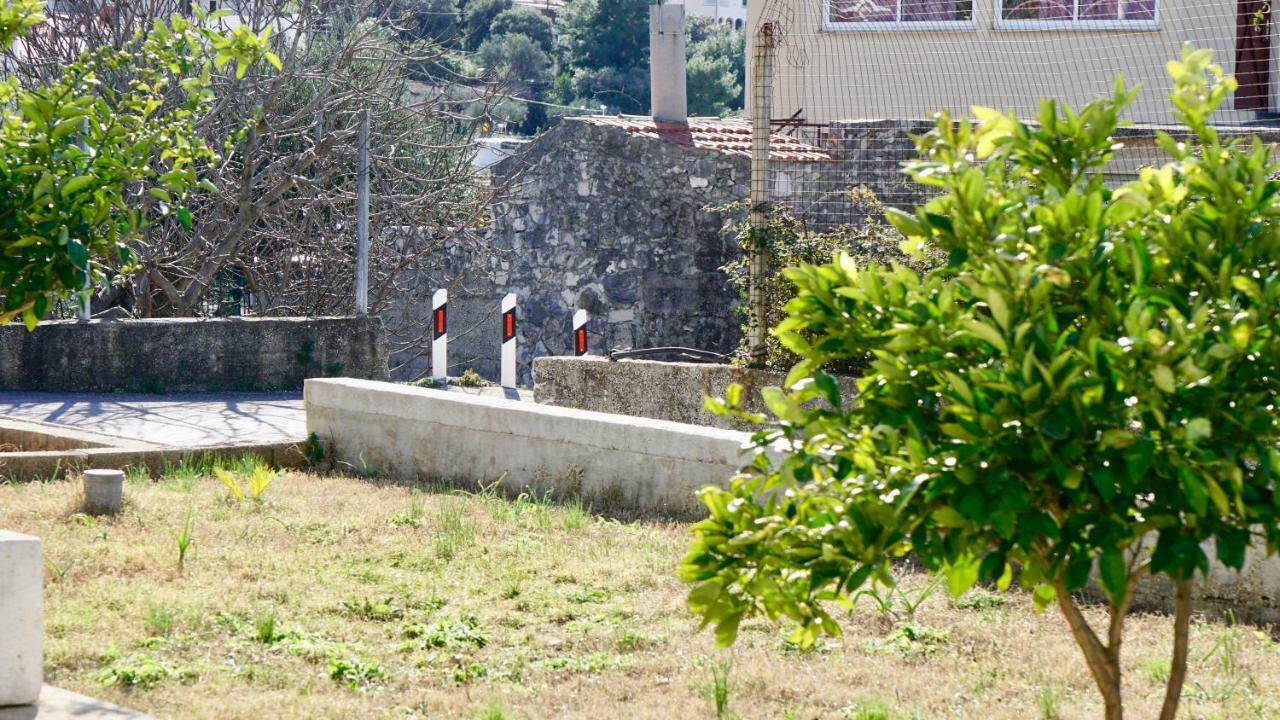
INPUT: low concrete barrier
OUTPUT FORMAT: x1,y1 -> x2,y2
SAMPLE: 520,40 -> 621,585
0,531 -> 41,707
533,356 -> 859,429
305,378 -> 749,516
0,317 -> 388,393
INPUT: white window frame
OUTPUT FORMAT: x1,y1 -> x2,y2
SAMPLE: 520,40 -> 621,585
994,0 -> 1160,31
822,0 -> 977,32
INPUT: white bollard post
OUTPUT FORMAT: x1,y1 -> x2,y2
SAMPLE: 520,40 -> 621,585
501,293 -> 517,388
432,289 -> 448,382
0,531 -> 42,707
573,309 -> 588,357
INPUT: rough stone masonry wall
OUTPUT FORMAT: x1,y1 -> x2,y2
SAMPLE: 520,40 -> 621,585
390,118 -> 808,384
390,119 -> 1280,383
533,355 -> 858,430
0,317 -> 388,393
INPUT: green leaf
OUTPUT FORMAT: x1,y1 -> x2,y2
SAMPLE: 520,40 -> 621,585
996,562 -> 1013,592
1180,469 -> 1209,516
60,175 -> 95,197
1098,548 -> 1127,604
964,319 -> 1007,354
1185,418 -> 1212,444
813,370 -> 841,408
1153,365 -> 1176,393
176,207 -> 193,231
884,207 -> 928,237
1031,584 -> 1057,613
985,288 -> 1010,331
761,387 -> 804,424
1205,477 -> 1231,516
944,555 -> 980,598
932,506 -> 967,528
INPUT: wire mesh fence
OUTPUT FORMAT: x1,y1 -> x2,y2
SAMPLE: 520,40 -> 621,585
749,0 -> 1280,227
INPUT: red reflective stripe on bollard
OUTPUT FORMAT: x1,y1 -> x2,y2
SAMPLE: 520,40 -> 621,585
434,307 -> 446,339
503,310 -> 516,342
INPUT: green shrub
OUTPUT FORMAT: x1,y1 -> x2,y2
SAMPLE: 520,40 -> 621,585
683,48 -> 1280,720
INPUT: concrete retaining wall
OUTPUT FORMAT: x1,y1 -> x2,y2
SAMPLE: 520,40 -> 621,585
304,378 -> 748,516
0,317 -> 389,393
533,356 -> 859,429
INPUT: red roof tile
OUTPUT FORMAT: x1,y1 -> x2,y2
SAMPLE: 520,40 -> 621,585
576,116 -> 832,163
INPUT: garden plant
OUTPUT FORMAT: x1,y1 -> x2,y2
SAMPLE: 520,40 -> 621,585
0,0 -> 273,326
684,48 -> 1280,720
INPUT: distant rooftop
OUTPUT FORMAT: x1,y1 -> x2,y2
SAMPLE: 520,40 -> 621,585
575,116 -> 833,163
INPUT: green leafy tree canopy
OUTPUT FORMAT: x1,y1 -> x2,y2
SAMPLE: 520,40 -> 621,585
489,6 -> 554,52
683,48 -> 1280,720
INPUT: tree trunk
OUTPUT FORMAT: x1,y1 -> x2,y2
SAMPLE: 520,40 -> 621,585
1056,581 -> 1125,720
1158,579 -> 1193,720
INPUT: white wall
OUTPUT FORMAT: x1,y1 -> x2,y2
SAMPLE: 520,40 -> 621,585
686,0 -> 749,30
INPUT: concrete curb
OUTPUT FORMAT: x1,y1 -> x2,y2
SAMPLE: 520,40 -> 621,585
0,441 -> 308,482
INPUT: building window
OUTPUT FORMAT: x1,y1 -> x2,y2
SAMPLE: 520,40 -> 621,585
825,0 -> 975,30
996,0 -> 1158,29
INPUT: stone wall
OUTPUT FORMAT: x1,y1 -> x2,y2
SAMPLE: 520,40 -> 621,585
391,120 -> 1280,384
0,317 -> 388,393
533,355 -> 858,430
388,118 -> 826,385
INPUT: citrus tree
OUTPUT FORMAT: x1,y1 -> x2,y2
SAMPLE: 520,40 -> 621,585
682,48 -> 1280,720
0,0 -> 274,327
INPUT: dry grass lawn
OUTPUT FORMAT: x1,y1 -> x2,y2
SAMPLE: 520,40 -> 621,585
1,464 -> 1279,720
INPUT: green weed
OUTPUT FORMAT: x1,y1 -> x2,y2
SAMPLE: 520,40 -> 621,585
144,602 -> 177,637
704,658 -> 735,720
842,700 -> 896,720
254,610 -> 283,645
433,502 -> 475,560
390,491 -> 427,528
400,617 -> 488,650
474,699 -> 514,720
327,653 -> 385,690
173,501 -> 195,569
1035,682 -> 1063,719
95,652 -> 179,688
340,596 -> 403,623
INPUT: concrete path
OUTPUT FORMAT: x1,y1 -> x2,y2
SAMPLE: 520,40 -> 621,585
0,391 -> 306,448
0,385 -> 531,449
0,686 -> 151,720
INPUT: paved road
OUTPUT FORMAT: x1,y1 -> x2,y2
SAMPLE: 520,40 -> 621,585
0,391 -> 306,448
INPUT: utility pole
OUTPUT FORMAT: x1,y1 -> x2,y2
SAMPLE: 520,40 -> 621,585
355,108 -> 370,318
747,22 -> 775,365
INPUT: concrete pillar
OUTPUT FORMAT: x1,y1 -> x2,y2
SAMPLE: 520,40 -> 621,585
82,469 -> 125,516
650,4 -> 687,124
0,531 -> 42,707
